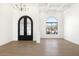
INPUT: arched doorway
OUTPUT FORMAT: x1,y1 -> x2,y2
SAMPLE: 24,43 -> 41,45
18,15 -> 33,41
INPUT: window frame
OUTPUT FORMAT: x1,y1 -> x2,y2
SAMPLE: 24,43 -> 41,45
46,17 -> 58,34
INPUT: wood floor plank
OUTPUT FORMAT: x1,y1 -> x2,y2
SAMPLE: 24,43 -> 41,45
0,38 -> 79,56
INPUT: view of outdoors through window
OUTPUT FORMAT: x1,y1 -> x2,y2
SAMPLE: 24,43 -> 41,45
46,17 -> 58,34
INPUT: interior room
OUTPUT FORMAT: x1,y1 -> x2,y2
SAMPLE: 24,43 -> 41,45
0,3 -> 79,56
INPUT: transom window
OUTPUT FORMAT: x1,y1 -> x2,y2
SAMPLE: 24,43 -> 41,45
46,17 -> 58,34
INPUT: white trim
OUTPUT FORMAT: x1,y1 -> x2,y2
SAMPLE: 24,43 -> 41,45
0,40 -> 12,46
64,38 -> 79,45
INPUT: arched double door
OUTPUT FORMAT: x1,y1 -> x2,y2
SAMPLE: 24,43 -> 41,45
18,16 -> 33,41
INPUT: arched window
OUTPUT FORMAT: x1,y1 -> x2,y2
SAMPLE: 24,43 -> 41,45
46,17 -> 58,34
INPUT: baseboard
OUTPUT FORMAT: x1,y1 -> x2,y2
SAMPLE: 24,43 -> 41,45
36,40 -> 40,43
63,38 -> 79,45
41,38 -> 63,39
0,40 -> 12,46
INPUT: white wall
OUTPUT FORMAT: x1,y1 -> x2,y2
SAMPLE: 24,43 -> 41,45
12,6 -> 40,43
64,4 -> 79,45
0,4 -> 13,46
40,11 -> 64,38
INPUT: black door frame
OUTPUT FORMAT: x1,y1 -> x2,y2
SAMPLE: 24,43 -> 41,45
18,15 -> 33,41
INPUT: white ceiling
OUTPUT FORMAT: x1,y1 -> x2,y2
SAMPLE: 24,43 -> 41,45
13,3 -> 74,12
38,3 -> 73,12
26,3 -> 74,12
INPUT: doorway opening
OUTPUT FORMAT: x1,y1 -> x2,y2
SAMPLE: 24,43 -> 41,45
18,15 -> 33,41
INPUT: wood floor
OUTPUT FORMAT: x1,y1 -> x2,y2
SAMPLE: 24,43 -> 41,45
0,38 -> 79,56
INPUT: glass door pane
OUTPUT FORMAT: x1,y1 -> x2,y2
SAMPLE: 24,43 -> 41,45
20,18 -> 24,35
46,23 -> 51,34
27,18 -> 31,35
52,23 -> 58,34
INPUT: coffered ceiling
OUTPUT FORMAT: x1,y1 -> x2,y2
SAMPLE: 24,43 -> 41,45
26,3 -> 74,12
38,3 -> 73,12
12,3 -> 74,12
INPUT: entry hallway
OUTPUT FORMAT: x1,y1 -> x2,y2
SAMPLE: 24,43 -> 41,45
0,39 -> 79,56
